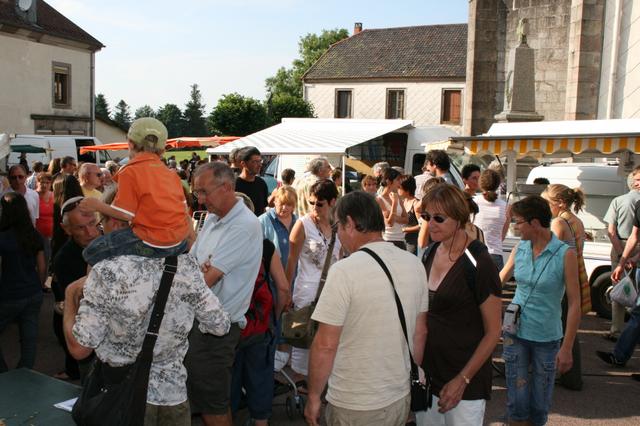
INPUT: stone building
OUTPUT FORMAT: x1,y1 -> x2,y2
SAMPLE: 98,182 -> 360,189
465,0 -> 640,136
303,23 -> 467,134
0,0 -> 103,136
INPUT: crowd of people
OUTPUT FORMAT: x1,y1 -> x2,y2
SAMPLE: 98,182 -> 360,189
0,122 -> 614,426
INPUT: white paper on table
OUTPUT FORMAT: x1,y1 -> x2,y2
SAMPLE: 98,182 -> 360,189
54,397 -> 78,412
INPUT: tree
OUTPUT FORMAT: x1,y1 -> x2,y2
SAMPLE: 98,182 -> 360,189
183,84 -> 208,136
134,105 -> 155,119
113,100 -> 132,130
95,94 -> 110,120
207,93 -> 267,136
266,28 -> 349,98
266,93 -> 314,126
156,103 -> 184,138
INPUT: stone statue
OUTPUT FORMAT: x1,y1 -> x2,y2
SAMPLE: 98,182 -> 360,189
517,18 -> 528,45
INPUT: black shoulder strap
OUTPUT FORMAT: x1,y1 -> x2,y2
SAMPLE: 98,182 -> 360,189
360,247 -> 420,382
262,239 -> 275,278
131,256 -> 178,420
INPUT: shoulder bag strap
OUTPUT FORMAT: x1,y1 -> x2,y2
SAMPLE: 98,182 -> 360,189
360,247 -> 420,381
520,245 -> 562,311
132,256 -> 178,408
313,228 -> 337,303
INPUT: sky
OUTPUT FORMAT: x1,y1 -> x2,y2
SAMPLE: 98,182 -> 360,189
47,0 -> 468,113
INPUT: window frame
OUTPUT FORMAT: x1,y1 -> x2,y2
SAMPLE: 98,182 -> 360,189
334,89 -> 353,118
52,62 -> 72,109
386,88 -> 406,119
440,88 -> 462,125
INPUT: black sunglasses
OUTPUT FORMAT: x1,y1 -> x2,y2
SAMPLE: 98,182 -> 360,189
420,212 -> 448,224
308,200 -> 326,207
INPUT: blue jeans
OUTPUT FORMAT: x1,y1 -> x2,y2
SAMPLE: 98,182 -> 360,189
503,333 -> 561,426
613,303 -> 640,364
83,227 -> 187,266
231,333 -> 275,420
0,293 -> 43,372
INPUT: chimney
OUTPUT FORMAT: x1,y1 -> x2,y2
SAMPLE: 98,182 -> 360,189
353,22 -> 362,35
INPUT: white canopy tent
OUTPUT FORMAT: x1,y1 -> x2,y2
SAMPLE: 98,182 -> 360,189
207,118 -> 414,155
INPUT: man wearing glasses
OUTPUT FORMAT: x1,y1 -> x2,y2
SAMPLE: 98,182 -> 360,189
52,196 -> 100,380
235,146 -> 269,216
5,165 -> 39,225
78,163 -> 103,199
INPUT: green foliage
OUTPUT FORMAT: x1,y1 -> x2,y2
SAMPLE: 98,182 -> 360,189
134,105 -> 155,119
156,103 -> 184,138
95,94 -> 110,120
266,28 -> 349,98
266,93 -> 314,126
207,93 -> 267,136
113,100 -> 132,131
183,84 -> 208,136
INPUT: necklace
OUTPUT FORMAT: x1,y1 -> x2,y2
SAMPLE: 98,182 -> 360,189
312,216 -> 330,246
446,229 -> 469,263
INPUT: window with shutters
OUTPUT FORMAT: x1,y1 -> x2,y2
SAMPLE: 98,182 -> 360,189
441,89 -> 462,125
53,62 -> 72,108
335,89 -> 353,118
386,89 -> 405,119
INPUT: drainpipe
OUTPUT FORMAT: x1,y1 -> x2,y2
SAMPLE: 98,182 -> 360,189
606,0 -> 623,118
90,51 -> 96,136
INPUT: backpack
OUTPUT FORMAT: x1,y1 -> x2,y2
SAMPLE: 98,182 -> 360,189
239,240 -> 276,346
422,239 -> 488,304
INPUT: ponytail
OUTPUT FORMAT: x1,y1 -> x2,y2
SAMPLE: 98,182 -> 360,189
571,187 -> 585,213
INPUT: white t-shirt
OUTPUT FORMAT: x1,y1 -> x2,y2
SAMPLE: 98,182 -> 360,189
473,194 -> 507,255
312,241 -> 429,411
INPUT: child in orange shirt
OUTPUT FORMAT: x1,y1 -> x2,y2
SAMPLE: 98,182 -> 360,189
80,118 -> 191,265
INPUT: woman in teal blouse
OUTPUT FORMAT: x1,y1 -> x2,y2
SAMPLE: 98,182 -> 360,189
500,195 -> 581,426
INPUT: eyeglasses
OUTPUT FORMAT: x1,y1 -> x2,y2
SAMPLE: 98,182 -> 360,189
9,175 -> 26,180
420,212 -> 448,223
513,219 -> 529,226
61,196 -> 85,215
308,200 -> 326,207
193,182 -> 225,198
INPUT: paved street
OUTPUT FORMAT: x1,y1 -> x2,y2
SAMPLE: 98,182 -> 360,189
2,292 -> 640,425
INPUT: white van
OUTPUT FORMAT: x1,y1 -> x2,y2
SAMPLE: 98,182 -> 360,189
7,135 -> 111,169
504,162 -> 628,318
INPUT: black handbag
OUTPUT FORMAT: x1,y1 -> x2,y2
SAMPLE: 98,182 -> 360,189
72,256 -> 178,426
360,247 -> 431,412
281,228 -> 337,349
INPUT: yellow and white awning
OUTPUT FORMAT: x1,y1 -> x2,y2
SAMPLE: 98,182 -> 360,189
454,135 -> 640,157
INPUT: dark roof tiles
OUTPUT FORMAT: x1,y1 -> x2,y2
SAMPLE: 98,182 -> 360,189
304,23 -> 467,81
0,0 -> 103,49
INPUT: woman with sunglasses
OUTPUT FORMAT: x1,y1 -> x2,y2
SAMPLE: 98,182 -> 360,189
417,183 -> 502,425
0,192 -> 46,372
499,195 -> 580,425
376,168 -> 408,250
285,179 -> 341,391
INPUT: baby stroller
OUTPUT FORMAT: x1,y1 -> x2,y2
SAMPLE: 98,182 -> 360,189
273,349 -> 307,420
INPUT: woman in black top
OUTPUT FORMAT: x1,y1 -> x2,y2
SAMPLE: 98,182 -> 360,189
0,192 -> 46,372
417,183 -> 501,425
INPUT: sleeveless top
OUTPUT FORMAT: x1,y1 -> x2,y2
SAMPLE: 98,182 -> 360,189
294,214 -> 341,286
473,194 -> 507,255
512,235 -> 569,342
36,192 -> 54,238
405,202 -> 419,245
558,212 -> 591,314
377,195 -> 405,242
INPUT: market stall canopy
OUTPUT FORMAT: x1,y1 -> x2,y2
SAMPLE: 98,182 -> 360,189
79,136 -> 240,154
207,118 -> 414,155
451,119 -> 640,157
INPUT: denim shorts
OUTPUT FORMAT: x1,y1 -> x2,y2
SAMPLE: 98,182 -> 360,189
502,333 -> 561,426
83,227 -> 187,266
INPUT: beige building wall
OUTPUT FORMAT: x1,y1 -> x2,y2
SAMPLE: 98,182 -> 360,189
305,81 -> 465,133
0,34 -> 92,134
95,119 -> 127,144
598,0 -> 640,119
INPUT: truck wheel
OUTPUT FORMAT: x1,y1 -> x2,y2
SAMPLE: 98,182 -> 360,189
591,271 -> 613,319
